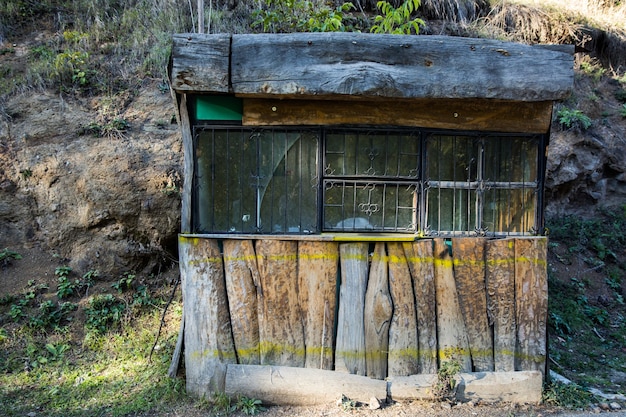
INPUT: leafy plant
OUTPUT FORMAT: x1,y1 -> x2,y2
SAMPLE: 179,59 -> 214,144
236,396 -> 266,415
0,248 -> 22,266
556,107 -> 592,130
371,0 -> 425,34
113,272 -> 136,293
620,103 -> 626,118
29,300 -> 77,331
84,293 -> 126,334
252,0 -> 354,33
431,359 -> 461,401
543,380 -> 598,409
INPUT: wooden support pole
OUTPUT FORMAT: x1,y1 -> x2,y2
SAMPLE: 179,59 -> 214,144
223,239 -> 261,365
335,242 -> 369,375
387,242 -> 419,376
453,238 -> 494,372
255,240 -> 305,367
515,238 -> 548,374
179,237 -> 236,396
486,238 -> 516,372
433,238 -> 472,372
403,240 -> 438,374
297,241 -> 339,370
364,242 -> 392,379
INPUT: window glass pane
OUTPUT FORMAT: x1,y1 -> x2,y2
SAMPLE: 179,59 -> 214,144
260,131 -> 319,233
482,188 -> 536,234
484,137 -> 537,182
325,131 -> 419,178
324,181 -> 417,232
426,188 -> 476,233
427,135 -> 478,181
195,129 -> 257,233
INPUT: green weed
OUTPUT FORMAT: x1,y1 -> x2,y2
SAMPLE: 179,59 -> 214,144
620,103 -> 626,118
543,380 -> 598,409
84,294 -> 126,335
236,396 -> 266,415
556,107 -> 592,130
431,359 -> 461,402
0,248 -> 22,266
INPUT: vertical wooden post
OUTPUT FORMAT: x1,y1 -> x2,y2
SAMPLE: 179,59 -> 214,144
453,237 -> 494,372
433,238 -> 472,372
179,95 -> 193,233
387,242 -> 419,376
223,239 -> 261,365
335,242 -> 369,375
256,240 -> 305,367
179,237 -> 236,396
197,0 -> 204,33
404,240 -> 438,374
515,237 -> 548,374
298,241 -> 339,370
364,242 -> 392,379
486,238 -> 516,372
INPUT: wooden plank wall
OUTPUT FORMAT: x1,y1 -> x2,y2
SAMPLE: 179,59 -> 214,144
179,236 -> 548,396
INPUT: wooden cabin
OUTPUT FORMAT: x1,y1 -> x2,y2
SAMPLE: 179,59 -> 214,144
169,32 -> 574,405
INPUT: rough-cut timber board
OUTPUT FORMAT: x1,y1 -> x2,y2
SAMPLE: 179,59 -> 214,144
225,364 -> 387,406
515,238 -> 548,374
179,95 -> 193,233
223,240 -> 261,365
433,238 -> 472,371
453,238 -> 494,372
403,240 -> 437,374
297,241 -> 339,370
387,242 -> 419,376
486,238 -> 516,372
255,240 -> 305,367
335,242 -> 369,375
364,243 -> 392,380
179,237 -> 236,396
229,33 -> 573,101
388,371 -> 542,404
170,33 -> 231,92
243,98 -> 553,134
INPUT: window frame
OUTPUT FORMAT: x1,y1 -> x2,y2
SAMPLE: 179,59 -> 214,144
191,124 -> 547,237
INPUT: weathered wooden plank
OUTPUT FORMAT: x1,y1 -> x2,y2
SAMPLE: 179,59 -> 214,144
515,238 -> 548,374
255,240 -> 305,367
486,238 -> 516,372
335,242 -> 369,375
297,241 -> 338,370
364,242 -> 392,379
453,237 -> 494,372
179,237 -> 236,396
243,98 -> 553,134
225,364 -> 388,406
223,240 -> 261,365
179,94 -> 193,233
433,238 -> 472,372
387,242 -> 419,376
403,240 -> 437,374
170,33 -> 231,93
230,33 -> 573,101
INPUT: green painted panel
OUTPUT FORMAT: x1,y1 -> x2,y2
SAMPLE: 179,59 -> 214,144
196,95 -> 242,121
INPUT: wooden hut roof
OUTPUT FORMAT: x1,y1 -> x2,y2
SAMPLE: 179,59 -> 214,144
170,32 -> 574,102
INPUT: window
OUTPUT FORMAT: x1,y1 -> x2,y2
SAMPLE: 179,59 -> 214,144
193,126 -> 544,236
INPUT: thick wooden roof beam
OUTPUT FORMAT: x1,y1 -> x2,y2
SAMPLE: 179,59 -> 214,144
170,33 -> 574,102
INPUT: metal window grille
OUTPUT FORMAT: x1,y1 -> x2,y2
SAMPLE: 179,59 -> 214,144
192,126 -> 545,236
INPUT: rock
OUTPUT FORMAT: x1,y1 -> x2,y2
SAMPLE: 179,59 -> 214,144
609,402 -> 622,410
599,402 -> 610,410
369,396 -> 381,410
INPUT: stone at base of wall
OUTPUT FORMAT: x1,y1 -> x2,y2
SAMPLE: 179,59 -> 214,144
222,364 -> 543,406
